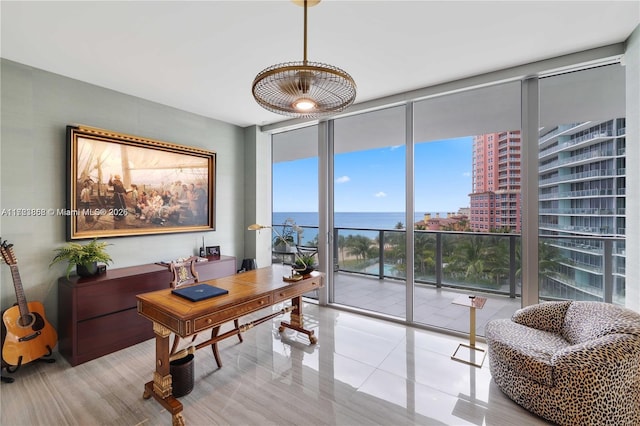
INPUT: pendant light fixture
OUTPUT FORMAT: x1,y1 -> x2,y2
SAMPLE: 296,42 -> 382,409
252,0 -> 356,118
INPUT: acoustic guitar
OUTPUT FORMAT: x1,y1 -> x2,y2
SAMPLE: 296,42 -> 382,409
1,238 -> 58,369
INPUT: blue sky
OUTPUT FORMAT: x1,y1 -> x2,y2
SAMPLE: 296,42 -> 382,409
273,136 -> 473,213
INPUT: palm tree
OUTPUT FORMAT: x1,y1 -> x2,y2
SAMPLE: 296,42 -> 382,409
486,236 -> 511,287
345,235 -> 372,261
515,240 -> 562,282
414,232 -> 436,277
337,234 -> 347,265
446,235 -> 490,283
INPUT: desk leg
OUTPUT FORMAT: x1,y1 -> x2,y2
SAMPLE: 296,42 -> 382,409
143,322 -> 184,425
210,325 -> 222,368
279,296 -> 317,344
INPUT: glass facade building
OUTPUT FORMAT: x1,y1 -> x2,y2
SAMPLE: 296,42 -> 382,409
538,119 -> 626,303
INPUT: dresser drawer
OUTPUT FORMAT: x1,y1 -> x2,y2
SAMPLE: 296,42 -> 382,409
76,272 -> 168,321
273,277 -> 322,303
193,295 -> 272,332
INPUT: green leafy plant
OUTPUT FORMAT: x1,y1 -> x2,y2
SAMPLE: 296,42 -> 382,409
295,253 -> 317,270
50,238 -> 113,278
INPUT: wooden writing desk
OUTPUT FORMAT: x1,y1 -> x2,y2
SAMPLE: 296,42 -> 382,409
136,266 -> 324,425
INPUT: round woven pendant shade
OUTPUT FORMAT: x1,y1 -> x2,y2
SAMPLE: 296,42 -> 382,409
252,61 -> 356,118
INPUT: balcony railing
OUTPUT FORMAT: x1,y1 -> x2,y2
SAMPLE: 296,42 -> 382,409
538,129 -> 614,159
282,226 -> 625,304
538,168 -> 617,186
539,208 -> 616,215
539,122 -> 585,145
539,149 -> 615,172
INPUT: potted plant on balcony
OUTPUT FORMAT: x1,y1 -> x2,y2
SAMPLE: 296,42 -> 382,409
273,218 -> 301,252
50,238 -> 113,279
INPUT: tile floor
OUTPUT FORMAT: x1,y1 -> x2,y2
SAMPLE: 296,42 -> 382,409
1,301 -> 551,425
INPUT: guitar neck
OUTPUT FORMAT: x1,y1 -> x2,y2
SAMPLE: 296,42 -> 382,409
9,264 -> 30,318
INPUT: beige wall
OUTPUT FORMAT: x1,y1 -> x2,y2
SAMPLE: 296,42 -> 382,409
0,59 -> 247,330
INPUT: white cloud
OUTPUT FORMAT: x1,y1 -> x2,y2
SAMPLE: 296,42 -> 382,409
336,176 -> 350,184
374,192 -> 387,198
462,172 -> 471,177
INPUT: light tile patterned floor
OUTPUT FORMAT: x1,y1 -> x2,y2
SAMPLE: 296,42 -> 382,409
0,302 -> 549,425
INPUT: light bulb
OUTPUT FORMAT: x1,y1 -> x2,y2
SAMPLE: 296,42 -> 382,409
293,98 -> 316,111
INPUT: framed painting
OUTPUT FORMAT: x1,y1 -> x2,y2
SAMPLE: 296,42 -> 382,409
66,125 -> 216,240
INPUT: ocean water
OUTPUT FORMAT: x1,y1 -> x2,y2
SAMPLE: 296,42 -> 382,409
273,211 -> 434,230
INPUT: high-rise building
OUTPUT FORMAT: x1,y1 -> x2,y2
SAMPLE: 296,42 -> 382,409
470,131 -> 522,232
538,119 -> 626,302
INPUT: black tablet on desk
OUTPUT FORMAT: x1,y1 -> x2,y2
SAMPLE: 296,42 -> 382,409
171,284 -> 228,302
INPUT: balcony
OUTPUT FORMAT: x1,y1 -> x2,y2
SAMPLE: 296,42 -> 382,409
539,208 -> 616,216
538,149 -> 615,172
538,169 -> 617,186
538,122 -> 585,146
332,271 -> 521,336
277,227 -> 626,335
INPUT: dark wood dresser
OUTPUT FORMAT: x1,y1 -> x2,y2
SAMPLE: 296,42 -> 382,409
57,255 -> 236,366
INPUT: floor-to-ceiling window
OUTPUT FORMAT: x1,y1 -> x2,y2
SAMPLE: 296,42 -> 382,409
267,53 -> 635,334
538,64 -> 627,306
272,126 -> 319,298
332,106 -> 407,318
412,82 -> 523,333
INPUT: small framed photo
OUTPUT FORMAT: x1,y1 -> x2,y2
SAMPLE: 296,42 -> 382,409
206,245 -> 220,258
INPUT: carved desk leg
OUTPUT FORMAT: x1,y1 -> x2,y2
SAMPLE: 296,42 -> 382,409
143,322 -> 184,424
279,296 -> 317,344
172,413 -> 185,426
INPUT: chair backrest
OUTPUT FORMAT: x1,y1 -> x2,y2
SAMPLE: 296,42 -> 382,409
169,256 -> 200,288
296,245 -> 318,259
562,301 -> 640,344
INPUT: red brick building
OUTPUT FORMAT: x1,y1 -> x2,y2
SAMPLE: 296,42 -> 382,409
469,131 -> 521,232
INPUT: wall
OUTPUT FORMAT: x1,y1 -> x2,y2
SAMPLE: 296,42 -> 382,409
0,59 -> 247,329
242,126 -> 272,269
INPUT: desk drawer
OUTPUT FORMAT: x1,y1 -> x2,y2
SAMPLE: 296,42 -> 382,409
273,277 -> 322,303
193,295 -> 272,332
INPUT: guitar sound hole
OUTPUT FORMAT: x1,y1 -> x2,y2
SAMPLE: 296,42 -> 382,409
18,313 -> 35,328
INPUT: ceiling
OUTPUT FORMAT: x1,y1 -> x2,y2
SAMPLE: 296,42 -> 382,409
2,1 -> 638,128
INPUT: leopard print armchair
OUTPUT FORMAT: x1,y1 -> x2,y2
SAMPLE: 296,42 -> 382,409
485,301 -> 640,426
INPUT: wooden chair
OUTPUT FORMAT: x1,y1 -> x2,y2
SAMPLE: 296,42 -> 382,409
168,256 -> 243,368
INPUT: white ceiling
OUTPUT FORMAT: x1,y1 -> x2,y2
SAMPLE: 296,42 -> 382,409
1,1 -> 638,128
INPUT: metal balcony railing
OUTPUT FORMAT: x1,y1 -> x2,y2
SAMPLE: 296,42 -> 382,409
279,226 -> 625,304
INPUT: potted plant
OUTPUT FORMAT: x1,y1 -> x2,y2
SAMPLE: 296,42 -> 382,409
273,218 -> 301,252
294,252 -> 317,276
50,238 -> 113,279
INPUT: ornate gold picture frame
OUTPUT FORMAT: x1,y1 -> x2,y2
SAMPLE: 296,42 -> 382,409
66,125 -> 215,240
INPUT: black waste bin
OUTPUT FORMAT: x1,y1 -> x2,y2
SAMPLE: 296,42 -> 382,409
241,258 -> 257,272
169,354 -> 194,398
